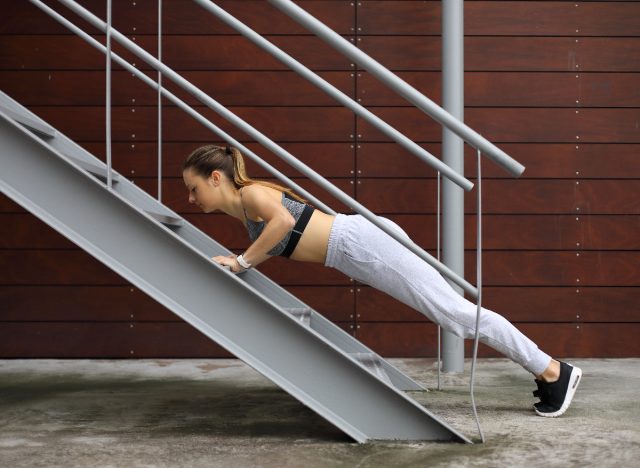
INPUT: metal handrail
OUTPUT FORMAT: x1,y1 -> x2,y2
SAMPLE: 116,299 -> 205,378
268,0 -> 525,178
37,0 -> 479,297
29,0 -> 332,213
193,0 -> 473,192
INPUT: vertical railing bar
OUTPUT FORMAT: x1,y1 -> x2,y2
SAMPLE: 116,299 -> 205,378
437,171 -> 442,391
157,0 -> 162,202
105,0 -> 112,189
470,147 -> 485,443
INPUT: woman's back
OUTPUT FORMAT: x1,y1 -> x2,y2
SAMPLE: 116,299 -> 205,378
240,184 -> 335,263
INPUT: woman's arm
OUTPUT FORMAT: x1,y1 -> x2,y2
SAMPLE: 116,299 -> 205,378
213,185 -> 295,272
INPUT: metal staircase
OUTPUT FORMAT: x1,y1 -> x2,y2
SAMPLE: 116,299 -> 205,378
2,0 -> 530,444
0,90 -> 470,443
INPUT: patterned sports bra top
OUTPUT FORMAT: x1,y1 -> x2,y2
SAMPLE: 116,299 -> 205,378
240,187 -> 315,257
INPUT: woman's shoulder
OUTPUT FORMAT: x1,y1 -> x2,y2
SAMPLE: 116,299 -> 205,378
240,184 -> 285,220
241,183 -> 281,200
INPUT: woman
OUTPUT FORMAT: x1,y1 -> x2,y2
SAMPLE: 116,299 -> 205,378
182,144 -> 582,418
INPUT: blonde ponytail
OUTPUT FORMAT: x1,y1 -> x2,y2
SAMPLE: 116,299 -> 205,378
183,144 -> 307,203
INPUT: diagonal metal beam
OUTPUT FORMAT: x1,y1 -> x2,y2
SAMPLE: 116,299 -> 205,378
1,108 -> 471,443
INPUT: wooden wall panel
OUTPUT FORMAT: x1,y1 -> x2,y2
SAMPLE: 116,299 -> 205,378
357,286 -> 639,323
0,1 -> 355,36
358,37 -> 577,71
358,1 -> 640,36
461,251 -> 640,287
10,1 -> 640,38
0,249 -> 353,287
27,139 -> 355,179
362,214 -> 640,251
0,251 -> 125,286
0,286 -> 175,322
0,321 -> 353,358
358,37 -> 640,72
0,323 -> 233,358
2,247 -> 618,291
0,175 -> 356,217
0,71 -> 355,106
64,142 -> 354,179
358,108 -> 640,143
483,287 -> 640,323
0,36 -> 355,71
0,285 -> 354,323
0,1 -> 103,35
357,143 -> 640,179
163,36 -> 355,71
5,212 -> 638,255
355,323 -> 640,358
29,106 -> 354,143
357,72 -> 640,107
358,179 -> 640,215
1,1 -> 638,359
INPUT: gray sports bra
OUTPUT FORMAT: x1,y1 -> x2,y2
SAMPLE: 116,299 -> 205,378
240,187 -> 315,257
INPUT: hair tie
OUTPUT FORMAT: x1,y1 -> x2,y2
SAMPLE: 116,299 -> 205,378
225,145 -> 232,155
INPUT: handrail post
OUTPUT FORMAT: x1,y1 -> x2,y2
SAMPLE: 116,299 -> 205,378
105,0 -> 112,189
441,0 -> 465,373
470,147 -> 485,442
436,171 -> 442,390
157,0 -> 163,202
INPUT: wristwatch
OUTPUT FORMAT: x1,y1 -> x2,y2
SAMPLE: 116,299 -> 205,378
236,254 -> 252,269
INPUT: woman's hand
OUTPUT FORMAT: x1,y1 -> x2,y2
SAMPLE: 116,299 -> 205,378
211,254 -> 244,273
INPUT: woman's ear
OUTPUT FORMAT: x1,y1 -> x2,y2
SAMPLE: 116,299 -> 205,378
209,170 -> 221,187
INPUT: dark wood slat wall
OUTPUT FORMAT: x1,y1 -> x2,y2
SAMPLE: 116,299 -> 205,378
352,0 -> 640,358
1,1 -> 638,358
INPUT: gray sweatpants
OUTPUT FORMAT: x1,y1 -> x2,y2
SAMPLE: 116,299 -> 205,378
324,214 -> 552,376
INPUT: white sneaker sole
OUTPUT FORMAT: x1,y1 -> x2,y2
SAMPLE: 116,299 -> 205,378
535,365 -> 582,418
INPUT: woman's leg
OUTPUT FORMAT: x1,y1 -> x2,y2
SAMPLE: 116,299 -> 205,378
325,214 -> 552,376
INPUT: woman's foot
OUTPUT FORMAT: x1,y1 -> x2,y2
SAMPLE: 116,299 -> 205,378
533,361 -> 582,417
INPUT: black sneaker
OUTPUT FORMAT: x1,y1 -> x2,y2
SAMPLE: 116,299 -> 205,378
532,361 -> 582,417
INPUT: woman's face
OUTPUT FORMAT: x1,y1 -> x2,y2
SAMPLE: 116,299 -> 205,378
182,168 -> 219,213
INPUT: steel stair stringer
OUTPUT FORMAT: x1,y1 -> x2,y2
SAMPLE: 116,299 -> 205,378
0,101 -> 471,443
0,89 -> 429,395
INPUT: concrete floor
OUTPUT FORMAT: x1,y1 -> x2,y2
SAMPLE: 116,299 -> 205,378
0,358 -> 638,467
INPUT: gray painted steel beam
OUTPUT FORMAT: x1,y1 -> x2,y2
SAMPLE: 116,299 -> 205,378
61,152 -> 121,182
441,0 -> 465,372
0,102 -> 470,443
0,100 -> 56,138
